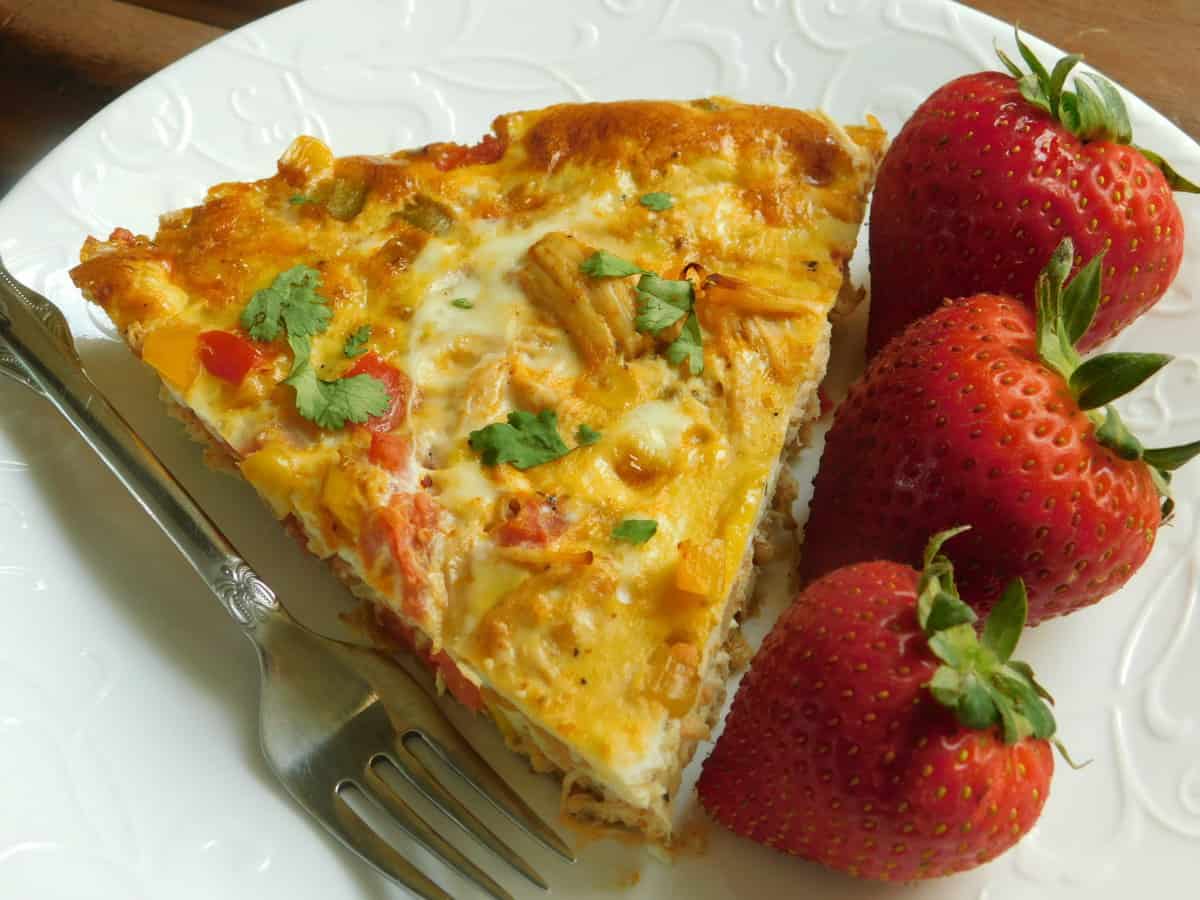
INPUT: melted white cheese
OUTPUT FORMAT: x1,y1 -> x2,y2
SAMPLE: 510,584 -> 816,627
614,400 -> 695,454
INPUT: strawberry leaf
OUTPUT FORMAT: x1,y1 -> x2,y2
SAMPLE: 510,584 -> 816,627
927,623 -> 977,670
998,27 -> 1139,147
957,676 -> 999,731
995,670 -> 1058,740
1046,54 -> 1082,117
1053,738 -> 1093,770
1095,404 -> 1144,460
985,680 -> 1023,744
1143,439 -> 1200,472
1070,352 -> 1172,410
1073,78 -> 1109,140
917,526 -> 974,633
1014,26 -> 1051,86
917,538 -> 1062,748
982,579 -> 1026,664
925,591 -> 978,633
1034,238 -> 1080,379
1008,660 -> 1055,704
1151,469 -> 1175,520
1017,75 -> 1051,115
1136,146 -> 1200,194
995,41 -> 1025,80
1082,73 -> 1132,144
927,665 -> 962,707
921,524 -> 972,570
1060,251 -> 1103,344
1026,242 -> 1199,504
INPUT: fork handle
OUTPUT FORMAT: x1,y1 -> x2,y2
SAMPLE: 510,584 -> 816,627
0,264 -> 278,629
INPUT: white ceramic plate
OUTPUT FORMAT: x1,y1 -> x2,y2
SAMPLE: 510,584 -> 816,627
2,1 -> 1199,898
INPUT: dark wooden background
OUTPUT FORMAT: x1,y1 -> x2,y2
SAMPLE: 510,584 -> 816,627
1,1 -> 1197,197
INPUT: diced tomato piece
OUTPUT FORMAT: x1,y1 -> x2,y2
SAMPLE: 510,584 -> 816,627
346,352 -> 411,433
374,611 -> 483,711
496,493 -> 567,547
430,133 -> 506,171
368,432 -> 412,474
198,330 -> 261,385
433,650 -> 484,710
375,608 -> 484,712
361,492 -> 440,602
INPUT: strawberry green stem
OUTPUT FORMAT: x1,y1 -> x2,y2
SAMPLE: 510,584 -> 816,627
1032,238 -> 1200,515
918,529 -> 1060,745
997,27 -> 1198,192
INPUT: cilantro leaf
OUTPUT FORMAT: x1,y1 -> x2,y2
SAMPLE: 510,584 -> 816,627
579,257 -> 705,377
284,359 -> 390,430
635,292 -> 687,333
612,519 -> 657,544
639,192 -> 674,211
289,194 -> 318,205
240,266 -> 389,430
240,265 -> 332,344
576,424 -> 602,446
343,324 -> 371,358
632,272 -> 704,374
451,297 -> 474,309
666,311 -> 704,375
580,251 -> 644,279
469,410 -> 571,470
638,273 -> 693,307
634,273 -> 695,336
286,331 -> 311,371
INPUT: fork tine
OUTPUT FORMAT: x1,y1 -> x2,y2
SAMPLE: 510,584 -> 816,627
413,718 -> 576,862
307,783 -> 454,900
363,761 -> 516,900
328,640 -> 576,863
382,744 -> 548,890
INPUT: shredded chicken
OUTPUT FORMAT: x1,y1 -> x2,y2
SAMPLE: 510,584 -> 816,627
517,232 -> 650,367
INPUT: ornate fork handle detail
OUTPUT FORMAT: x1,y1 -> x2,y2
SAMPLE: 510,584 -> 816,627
0,260 -> 80,362
215,559 -> 279,626
0,343 -> 41,395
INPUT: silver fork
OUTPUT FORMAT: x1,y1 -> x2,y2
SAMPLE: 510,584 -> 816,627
0,258 -> 575,899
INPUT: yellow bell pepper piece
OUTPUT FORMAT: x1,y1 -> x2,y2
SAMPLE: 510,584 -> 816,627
675,538 -> 725,598
141,323 -> 201,391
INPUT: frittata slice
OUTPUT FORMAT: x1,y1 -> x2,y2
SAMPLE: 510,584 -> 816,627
71,98 -> 885,842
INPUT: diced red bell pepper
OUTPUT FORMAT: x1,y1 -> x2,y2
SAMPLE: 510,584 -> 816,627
198,330 -> 261,385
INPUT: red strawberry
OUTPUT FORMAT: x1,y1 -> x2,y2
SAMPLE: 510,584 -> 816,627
868,29 -> 1198,356
699,530 -> 1058,882
802,240 -> 1200,624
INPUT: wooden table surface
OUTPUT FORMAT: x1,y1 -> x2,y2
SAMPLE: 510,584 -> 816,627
1,0 -> 1196,197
